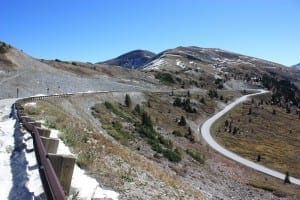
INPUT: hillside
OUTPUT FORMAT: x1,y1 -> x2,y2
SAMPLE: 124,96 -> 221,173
292,63 -> 300,70
98,50 -> 156,69
0,43 -> 156,99
100,46 -> 300,92
1,41 -> 300,199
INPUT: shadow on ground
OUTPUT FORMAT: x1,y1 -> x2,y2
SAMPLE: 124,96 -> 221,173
8,107 -> 35,200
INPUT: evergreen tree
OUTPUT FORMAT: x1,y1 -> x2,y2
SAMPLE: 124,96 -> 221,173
125,94 -> 132,108
284,172 -> 291,184
141,111 -> 153,130
178,116 -> 186,126
134,104 -> 141,115
173,97 -> 182,107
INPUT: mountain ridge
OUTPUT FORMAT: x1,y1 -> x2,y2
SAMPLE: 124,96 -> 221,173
292,62 -> 300,70
98,49 -> 155,69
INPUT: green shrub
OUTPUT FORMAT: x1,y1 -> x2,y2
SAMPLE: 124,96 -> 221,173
158,136 -> 173,149
148,139 -> 163,153
0,43 -> 7,54
141,111 -> 153,130
76,149 -> 95,168
199,97 -> 205,104
155,72 -> 175,85
172,130 -> 183,137
125,94 -> 132,108
163,148 -> 182,162
173,97 -> 182,106
139,126 -> 156,140
186,149 -> 204,164
104,101 -> 132,122
133,104 -> 141,115
178,116 -> 186,126
104,101 -> 114,110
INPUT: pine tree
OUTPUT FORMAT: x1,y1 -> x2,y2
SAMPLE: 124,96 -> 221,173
125,94 -> 132,108
284,172 -> 291,184
134,104 -> 141,115
178,116 -> 186,126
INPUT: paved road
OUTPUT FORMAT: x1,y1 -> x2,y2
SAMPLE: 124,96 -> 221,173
200,89 -> 300,186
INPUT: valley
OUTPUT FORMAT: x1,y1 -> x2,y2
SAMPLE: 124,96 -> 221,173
1,41 -> 300,199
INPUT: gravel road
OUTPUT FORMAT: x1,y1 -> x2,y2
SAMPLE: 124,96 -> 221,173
200,89 -> 300,186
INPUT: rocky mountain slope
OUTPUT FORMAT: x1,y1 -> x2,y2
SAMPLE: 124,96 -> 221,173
0,42 -> 157,99
2,40 -> 300,101
2,40 -> 300,199
98,46 -> 300,91
98,50 -> 155,69
292,63 -> 300,70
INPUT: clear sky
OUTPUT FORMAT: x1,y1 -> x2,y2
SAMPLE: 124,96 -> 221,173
1,0 -> 299,66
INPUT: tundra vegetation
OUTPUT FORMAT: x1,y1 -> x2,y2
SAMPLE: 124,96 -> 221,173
213,93 -> 300,179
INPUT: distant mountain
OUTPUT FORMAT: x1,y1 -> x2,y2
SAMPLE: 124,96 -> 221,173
142,46 -> 286,72
98,50 -> 156,69
292,63 -> 300,70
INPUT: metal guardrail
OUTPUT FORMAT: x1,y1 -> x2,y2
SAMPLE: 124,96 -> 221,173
14,91 -> 116,199
15,101 -> 67,200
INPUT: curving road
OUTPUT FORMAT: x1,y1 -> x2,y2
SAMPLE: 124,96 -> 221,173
201,89 -> 300,186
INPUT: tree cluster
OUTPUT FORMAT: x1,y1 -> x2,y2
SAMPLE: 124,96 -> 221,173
208,89 -> 218,98
173,97 -> 197,113
262,74 -> 300,106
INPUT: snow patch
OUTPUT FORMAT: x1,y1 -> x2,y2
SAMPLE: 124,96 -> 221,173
0,98 -> 44,199
24,132 -> 44,196
144,58 -> 165,70
24,102 -> 36,108
49,129 -> 119,199
176,60 -> 186,69
31,94 -> 46,97
0,118 -> 14,199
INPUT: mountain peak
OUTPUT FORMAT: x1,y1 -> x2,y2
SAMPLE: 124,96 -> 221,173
292,63 -> 300,70
98,50 -> 156,69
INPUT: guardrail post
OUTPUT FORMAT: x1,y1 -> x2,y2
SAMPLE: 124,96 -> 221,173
23,116 -> 34,123
36,128 -> 51,137
28,121 -> 42,128
41,137 -> 59,154
48,154 -> 76,195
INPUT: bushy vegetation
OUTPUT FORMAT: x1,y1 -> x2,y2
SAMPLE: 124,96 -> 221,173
186,149 -> 204,164
104,101 -> 133,122
214,78 -> 224,89
163,148 -> 182,162
178,116 -> 186,126
208,89 -> 218,98
125,94 -> 132,108
102,121 -> 133,143
136,110 -> 181,162
133,104 -> 141,115
185,127 -> 195,142
262,74 -> 300,105
0,42 -> 8,54
172,130 -> 183,137
92,102 -> 135,144
96,100 -> 183,163
155,72 -> 175,85
173,97 -> 196,113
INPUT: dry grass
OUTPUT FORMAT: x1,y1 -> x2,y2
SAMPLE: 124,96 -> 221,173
24,98 -> 205,199
247,176 -> 300,199
213,94 -> 300,179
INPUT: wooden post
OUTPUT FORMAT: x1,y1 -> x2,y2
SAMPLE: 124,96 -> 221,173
48,154 -> 76,195
37,128 -> 51,137
41,137 -> 59,154
23,117 -> 34,123
28,121 -> 42,128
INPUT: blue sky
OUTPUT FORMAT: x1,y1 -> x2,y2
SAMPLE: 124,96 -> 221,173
1,0 -> 299,66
